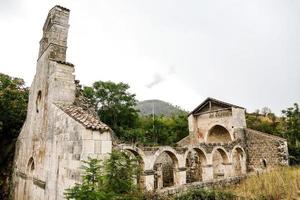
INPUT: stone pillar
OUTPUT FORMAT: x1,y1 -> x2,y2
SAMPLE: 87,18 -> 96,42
202,165 -> 213,181
155,164 -> 163,189
223,163 -> 233,178
241,159 -> 247,175
176,167 -> 186,185
144,170 -> 155,191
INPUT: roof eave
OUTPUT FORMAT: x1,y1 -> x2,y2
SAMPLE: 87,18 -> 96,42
188,97 -> 245,116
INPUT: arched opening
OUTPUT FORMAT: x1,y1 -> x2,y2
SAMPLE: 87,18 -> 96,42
262,159 -> 267,169
207,125 -> 231,143
36,91 -> 42,113
185,148 -> 207,183
212,148 -> 229,179
24,157 -> 35,200
232,147 -> 246,175
123,149 -> 145,189
154,151 -> 179,189
27,157 -> 35,174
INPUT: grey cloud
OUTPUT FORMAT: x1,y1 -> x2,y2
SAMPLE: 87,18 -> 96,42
146,73 -> 165,88
146,65 -> 176,88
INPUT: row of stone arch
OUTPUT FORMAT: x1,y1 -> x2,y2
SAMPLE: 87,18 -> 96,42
119,144 -> 246,190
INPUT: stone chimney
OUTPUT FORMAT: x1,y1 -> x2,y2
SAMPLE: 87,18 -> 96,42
38,5 -> 70,61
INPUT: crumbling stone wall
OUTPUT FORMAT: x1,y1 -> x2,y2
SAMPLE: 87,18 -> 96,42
186,151 -> 203,183
154,152 -> 175,188
12,5 -> 290,198
245,129 -> 289,171
13,6 -> 113,200
157,175 -> 246,197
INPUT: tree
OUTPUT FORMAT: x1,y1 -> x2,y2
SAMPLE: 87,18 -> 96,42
261,107 -> 272,116
0,73 -> 28,199
281,103 -> 300,165
282,103 -> 300,146
65,150 -> 142,200
105,150 -> 140,195
83,81 -> 139,140
65,158 -> 110,200
0,73 -> 28,138
247,103 -> 300,165
136,114 -> 188,146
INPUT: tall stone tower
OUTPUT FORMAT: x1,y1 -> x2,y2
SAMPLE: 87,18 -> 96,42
13,6 -> 112,200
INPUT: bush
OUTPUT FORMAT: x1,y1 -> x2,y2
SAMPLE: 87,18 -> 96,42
65,150 -> 143,200
174,189 -> 236,200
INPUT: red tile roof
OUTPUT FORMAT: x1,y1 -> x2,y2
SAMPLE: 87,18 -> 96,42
56,104 -> 111,132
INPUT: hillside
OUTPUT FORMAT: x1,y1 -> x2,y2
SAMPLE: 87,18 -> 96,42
136,99 -> 187,116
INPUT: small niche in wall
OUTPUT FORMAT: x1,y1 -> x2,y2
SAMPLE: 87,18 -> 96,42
27,157 -> 35,173
36,90 -> 42,113
262,159 -> 267,169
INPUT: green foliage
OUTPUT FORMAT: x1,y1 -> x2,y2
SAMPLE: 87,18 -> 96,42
83,81 -> 139,140
83,81 -> 189,145
281,103 -> 300,146
64,158 -> 109,200
129,114 -> 188,146
174,189 -> 236,200
0,73 -> 28,200
0,73 -> 28,138
105,150 -> 140,195
246,103 -> 300,165
288,145 -> 300,165
65,150 -> 142,200
246,112 -> 281,136
282,104 -> 300,165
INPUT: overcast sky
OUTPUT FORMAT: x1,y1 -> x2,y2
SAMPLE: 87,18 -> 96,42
0,0 -> 299,114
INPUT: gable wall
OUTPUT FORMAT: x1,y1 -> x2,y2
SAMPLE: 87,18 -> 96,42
44,104 -> 112,199
244,129 -> 288,171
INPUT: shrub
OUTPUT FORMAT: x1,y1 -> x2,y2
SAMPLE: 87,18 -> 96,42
174,188 -> 236,200
65,150 -> 142,200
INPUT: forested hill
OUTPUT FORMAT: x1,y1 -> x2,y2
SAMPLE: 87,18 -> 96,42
136,99 -> 188,116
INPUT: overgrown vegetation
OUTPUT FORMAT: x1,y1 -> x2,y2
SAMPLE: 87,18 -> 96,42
227,167 -> 300,199
0,73 -> 299,198
65,150 -> 238,200
246,104 -> 300,164
65,150 -> 143,200
83,80 -> 188,145
0,73 -> 28,199
173,189 -> 236,200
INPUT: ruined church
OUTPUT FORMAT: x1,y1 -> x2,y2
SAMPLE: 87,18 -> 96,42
13,6 -> 289,200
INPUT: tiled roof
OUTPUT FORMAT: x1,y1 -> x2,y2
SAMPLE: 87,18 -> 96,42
56,104 -> 111,132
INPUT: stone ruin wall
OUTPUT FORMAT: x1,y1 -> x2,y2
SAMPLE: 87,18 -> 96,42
245,129 -> 289,171
13,6 -> 113,200
157,176 -> 246,197
12,5 -> 290,199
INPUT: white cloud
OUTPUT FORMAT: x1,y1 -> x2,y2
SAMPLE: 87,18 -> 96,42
0,0 -> 299,114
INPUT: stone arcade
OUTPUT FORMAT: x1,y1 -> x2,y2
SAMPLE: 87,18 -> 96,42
13,6 -> 289,200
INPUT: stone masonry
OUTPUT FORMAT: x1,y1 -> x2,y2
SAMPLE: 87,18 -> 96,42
13,5 -> 289,200
13,6 -> 112,200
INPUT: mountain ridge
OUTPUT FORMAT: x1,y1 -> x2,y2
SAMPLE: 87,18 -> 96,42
136,99 -> 187,117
